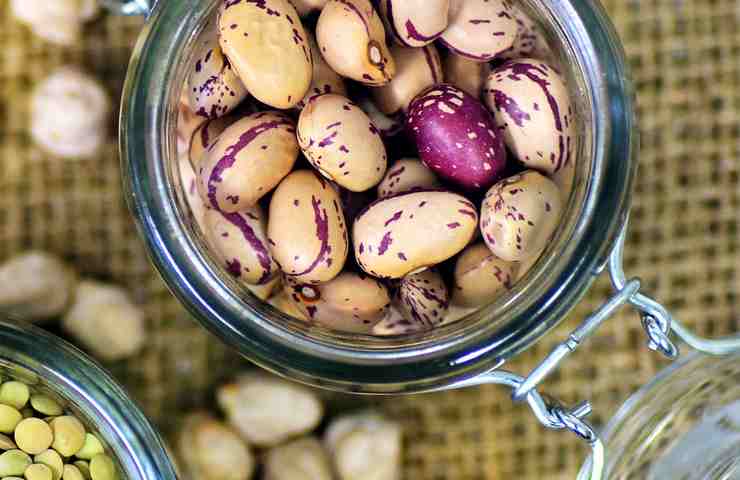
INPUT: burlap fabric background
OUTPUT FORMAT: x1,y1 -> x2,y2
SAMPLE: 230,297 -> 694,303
0,0 -> 738,478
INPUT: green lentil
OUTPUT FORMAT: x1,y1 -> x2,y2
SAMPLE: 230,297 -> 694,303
62,464 -> 86,480
0,405 -> 22,434
25,463 -> 53,480
89,454 -> 117,480
0,449 -> 31,476
74,435 -> 103,461
15,418 -> 53,455
0,433 -> 16,450
73,461 -> 91,480
0,382 -> 29,410
34,449 -> 63,480
30,396 -> 63,417
50,417 -> 85,457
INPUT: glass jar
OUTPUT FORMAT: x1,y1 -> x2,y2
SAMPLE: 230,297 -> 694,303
119,0 -> 637,393
580,351 -> 740,479
0,320 -> 177,479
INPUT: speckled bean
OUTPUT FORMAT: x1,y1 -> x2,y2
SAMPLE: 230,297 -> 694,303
204,205 -> 278,286
499,4 -> 553,63
379,0 -> 449,47
177,93 -> 206,160
353,190 -> 478,279
371,44 -> 443,115
268,170 -> 349,284
188,24 -> 248,119
298,94 -> 387,192
296,33 -> 347,110
357,97 -> 403,137
218,0 -> 312,108
452,243 -> 517,307
484,59 -> 575,174
514,247 -> 544,281
188,116 -> 234,170
439,0 -> 517,62
396,269 -> 449,329
371,307 -> 426,336
291,0 -> 329,16
199,111 -> 298,213
316,0 -> 396,85
179,150 -> 209,233
480,170 -> 562,262
406,84 -> 507,190
284,273 -> 390,333
443,52 -> 491,98
268,290 -> 309,321
377,158 -> 440,198
247,275 -> 281,301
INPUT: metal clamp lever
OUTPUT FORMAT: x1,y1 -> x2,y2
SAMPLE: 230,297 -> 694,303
466,222 -> 740,479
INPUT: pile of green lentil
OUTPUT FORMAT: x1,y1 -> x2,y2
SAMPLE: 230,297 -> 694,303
0,377 -> 118,480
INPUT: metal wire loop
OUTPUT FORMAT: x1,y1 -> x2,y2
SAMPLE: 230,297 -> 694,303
641,314 -> 679,358
551,407 -> 598,443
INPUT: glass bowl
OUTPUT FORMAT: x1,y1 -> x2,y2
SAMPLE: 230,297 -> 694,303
0,320 -> 177,479
582,350 -> 740,479
120,0 -> 636,392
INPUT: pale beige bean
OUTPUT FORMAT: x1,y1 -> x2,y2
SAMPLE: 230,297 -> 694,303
317,0 -> 395,85
379,0 -> 449,47
268,170 -> 349,284
15,418 -> 53,455
284,273 -> 390,333
443,52 -> 491,99
324,411 -> 402,480
0,252 -> 77,323
296,33 -> 347,110
34,450 -> 63,480
298,94 -> 387,192
396,269 -> 449,329
176,93 -> 206,159
371,44 -> 443,115
480,171 -> 562,262
452,243 -> 517,307
62,281 -> 146,362
188,23 -> 247,119
377,159 -> 440,198
30,68 -> 109,159
219,0 -> 311,108
264,437 -> 333,480
49,416 -> 86,457
179,152 -> 209,235
217,373 -> 323,447
204,205 -> 278,287
354,191 -> 478,279
199,111 -> 298,213
176,412 -> 254,480
440,0 -> 517,62
484,59 -> 575,175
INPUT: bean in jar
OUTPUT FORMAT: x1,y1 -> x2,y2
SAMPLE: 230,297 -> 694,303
181,0 -> 577,336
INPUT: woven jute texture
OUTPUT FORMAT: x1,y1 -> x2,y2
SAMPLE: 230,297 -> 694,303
1,1 -> 738,478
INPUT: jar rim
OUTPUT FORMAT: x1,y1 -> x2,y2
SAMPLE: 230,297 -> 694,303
121,0 -> 637,392
0,321 -> 177,479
